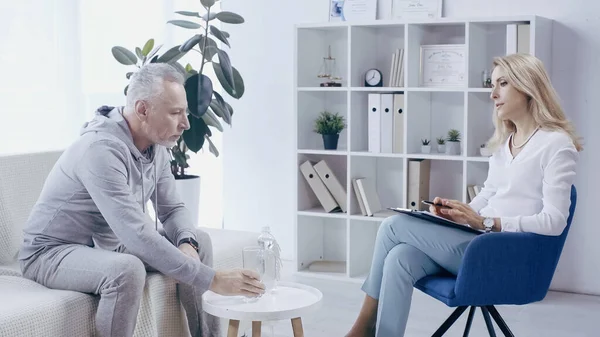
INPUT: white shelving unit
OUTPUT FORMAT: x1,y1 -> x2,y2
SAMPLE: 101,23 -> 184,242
293,16 -> 552,283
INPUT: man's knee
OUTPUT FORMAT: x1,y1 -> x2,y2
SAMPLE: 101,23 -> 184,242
105,254 -> 146,291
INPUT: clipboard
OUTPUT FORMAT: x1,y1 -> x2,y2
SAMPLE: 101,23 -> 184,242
388,207 -> 484,235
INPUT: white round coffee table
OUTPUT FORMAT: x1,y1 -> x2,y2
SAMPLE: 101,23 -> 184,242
202,281 -> 323,337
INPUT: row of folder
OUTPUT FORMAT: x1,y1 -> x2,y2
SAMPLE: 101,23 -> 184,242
300,160 -> 347,213
368,93 -> 405,154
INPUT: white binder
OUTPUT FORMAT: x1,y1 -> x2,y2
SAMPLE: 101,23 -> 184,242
407,159 -> 431,211
352,178 -> 367,216
368,93 -> 381,153
300,160 -> 340,213
392,93 -> 405,153
313,160 -> 347,213
380,94 -> 394,153
356,178 -> 382,216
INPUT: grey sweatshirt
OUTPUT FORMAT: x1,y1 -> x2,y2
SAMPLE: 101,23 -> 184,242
19,106 -> 215,291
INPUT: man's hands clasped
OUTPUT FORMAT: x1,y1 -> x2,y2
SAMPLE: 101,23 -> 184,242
429,197 -> 485,230
209,269 -> 266,298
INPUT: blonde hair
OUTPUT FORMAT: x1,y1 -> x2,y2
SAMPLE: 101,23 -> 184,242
485,53 -> 583,152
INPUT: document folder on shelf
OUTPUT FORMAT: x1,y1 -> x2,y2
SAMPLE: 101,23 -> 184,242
387,207 -> 484,235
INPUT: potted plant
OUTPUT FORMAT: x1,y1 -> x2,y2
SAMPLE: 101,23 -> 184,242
480,143 -> 493,157
313,111 -> 346,150
421,139 -> 431,153
111,0 -> 245,224
445,129 -> 461,155
436,137 -> 445,153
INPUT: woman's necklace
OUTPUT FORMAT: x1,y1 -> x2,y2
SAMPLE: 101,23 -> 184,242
511,127 -> 540,149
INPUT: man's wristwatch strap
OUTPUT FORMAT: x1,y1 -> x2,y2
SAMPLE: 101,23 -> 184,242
178,237 -> 199,252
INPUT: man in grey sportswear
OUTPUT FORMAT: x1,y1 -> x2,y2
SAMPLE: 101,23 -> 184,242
18,63 -> 264,337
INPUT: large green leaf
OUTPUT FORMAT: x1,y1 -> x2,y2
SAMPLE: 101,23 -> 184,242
205,134 -> 219,157
216,11 -> 244,24
202,108 -> 223,132
185,74 -> 213,118
175,11 -> 200,17
180,34 -> 202,52
183,116 -> 209,153
142,39 -> 155,56
212,91 -> 231,125
213,63 -> 244,99
157,45 -> 184,63
200,0 -> 216,7
217,49 -> 234,89
167,20 -> 202,29
135,47 -> 144,60
112,46 -> 137,65
209,25 -> 230,48
198,35 -> 218,61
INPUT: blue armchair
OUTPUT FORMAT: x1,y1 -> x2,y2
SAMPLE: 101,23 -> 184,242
415,185 -> 577,336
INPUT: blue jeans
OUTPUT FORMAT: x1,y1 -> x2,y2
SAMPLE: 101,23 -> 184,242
361,214 -> 478,337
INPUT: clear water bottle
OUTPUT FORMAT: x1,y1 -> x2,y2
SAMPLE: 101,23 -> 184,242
257,226 -> 282,292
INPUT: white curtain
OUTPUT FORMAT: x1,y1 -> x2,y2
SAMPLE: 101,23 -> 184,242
0,0 -> 223,228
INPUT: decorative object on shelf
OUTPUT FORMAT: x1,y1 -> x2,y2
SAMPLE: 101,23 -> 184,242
329,0 -> 377,22
420,44 -> 466,88
482,69 -> 492,88
318,45 -> 343,87
480,144 -> 493,157
436,137 -> 446,153
392,0 -> 443,20
313,111 -> 346,150
421,138 -> 431,153
445,129 -> 461,155
365,68 -> 383,87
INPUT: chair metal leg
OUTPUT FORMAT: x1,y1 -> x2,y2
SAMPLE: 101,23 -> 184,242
431,306 -> 468,337
462,306 -> 476,337
486,306 -> 515,337
481,307 -> 497,337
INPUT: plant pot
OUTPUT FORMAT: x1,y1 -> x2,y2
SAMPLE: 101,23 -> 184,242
437,144 -> 446,153
174,175 -> 201,227
421,145 -> 431,154
480,147 -> 493,157
445,141 -> 461,155
322,134 -> 339,150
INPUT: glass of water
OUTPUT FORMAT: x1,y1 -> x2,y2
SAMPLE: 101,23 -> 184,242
242,246 -> 264,302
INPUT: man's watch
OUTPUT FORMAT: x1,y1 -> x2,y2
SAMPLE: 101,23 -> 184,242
178,237 -> 199,252
482,217 -> 495,233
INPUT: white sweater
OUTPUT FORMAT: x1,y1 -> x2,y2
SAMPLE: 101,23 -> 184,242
469,129 -> 579,236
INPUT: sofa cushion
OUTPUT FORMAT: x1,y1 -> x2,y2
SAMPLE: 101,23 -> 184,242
0,151 -> 63,264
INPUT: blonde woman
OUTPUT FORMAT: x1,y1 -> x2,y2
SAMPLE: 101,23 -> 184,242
345,53 -> 582,337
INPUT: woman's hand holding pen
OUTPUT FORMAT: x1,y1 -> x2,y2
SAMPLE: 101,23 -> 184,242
430,197 -> 484,229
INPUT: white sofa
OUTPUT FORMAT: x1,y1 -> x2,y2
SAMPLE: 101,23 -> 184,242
0,150 -> 258,337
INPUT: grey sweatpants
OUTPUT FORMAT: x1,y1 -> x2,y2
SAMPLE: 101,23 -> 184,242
20,228 -> 219,337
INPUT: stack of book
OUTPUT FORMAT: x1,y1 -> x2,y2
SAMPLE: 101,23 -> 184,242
389,48 -> 405,87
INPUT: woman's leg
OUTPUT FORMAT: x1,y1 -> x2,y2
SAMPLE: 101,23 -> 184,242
348,213 -> 478,337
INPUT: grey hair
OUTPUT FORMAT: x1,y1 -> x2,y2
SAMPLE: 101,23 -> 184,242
126,63 -> 185,108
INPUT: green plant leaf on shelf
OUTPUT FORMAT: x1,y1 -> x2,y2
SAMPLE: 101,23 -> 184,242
216,11 -> 244,24
175,11 -> 200,17
185,73 -> 213,118
209,25 -> 230,48
111,46 -> 137,65
167,19 -> 202,29
213,63 -> 244,99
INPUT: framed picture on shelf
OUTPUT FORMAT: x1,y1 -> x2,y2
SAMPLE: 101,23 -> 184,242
392,0 -> 443,20
329,0 -> 377,22
419,44 -> 466,88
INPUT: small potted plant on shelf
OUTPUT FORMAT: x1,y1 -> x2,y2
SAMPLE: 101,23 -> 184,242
480,143 -> 493,157
436,137 -> 446,153
313,111 -> 346,150
445,129 -> 461,155
421,139 -> 431,153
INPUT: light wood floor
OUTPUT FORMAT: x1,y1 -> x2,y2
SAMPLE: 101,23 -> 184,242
233,261 -> 600,337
